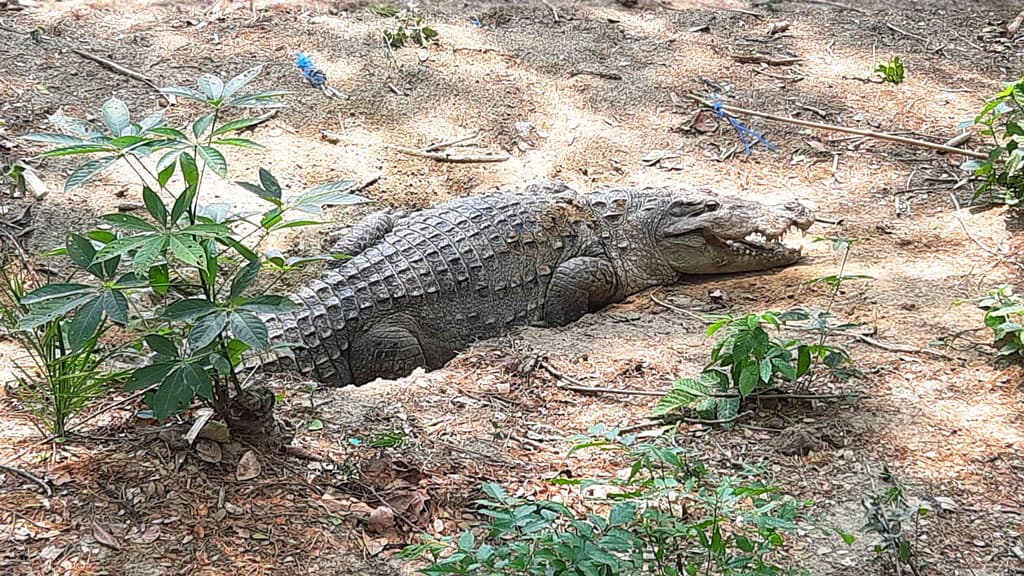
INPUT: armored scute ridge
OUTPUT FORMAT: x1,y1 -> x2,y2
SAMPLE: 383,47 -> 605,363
253,181 -> 814,386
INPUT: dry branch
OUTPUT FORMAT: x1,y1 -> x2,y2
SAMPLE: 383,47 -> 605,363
389,145 -> 509,163
685,94 -> 987,159
70,48 -> 174,104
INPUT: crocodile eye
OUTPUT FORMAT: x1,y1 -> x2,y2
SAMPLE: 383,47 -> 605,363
704,200 -> 719,211
668,200 -> 705,217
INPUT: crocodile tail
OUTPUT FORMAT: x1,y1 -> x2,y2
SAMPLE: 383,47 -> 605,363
251,277 -> 355,386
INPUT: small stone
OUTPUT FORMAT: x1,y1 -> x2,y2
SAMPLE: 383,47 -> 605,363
198,420 -> 231,443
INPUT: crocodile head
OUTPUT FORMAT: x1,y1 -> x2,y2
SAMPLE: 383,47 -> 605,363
653,186 -> 814,275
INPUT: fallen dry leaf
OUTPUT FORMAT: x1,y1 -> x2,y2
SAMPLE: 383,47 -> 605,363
195,439 -> 222,464
366,506 -> 395,534
91,521 -> 121,550
236,450 -> 261,481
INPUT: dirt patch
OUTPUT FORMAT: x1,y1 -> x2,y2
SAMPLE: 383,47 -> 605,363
2,0 -> 1024,575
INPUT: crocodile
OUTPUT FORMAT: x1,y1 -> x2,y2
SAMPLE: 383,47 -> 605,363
256,181 -> 813,386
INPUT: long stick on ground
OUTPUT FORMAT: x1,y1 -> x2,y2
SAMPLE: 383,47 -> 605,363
685,94 -> 987,159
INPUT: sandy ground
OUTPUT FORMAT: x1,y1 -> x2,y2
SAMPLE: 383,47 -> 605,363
1,0 -> 1024,574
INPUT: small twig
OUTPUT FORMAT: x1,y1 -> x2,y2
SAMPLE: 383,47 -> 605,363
948,191 -> 1005,256
852,333 -> 956,361
424,132 -> 479,152
70,48 -> 174,105
796,0 -> 867,13
539,0 -> 559,21
731,53 -> 803,66
750,67 -> 804,81
352,172 -> 382,192
942,132 -> 972,148
670,410 -> 754,426
685,94 -> 988,159
568,69 -> 624,80
885,22 -> 927,42
728,8 -> 763,18
389,145 -> 509,163
649,291 -> 713,323
815,216 -> 845,225
0,463 -> 52,497
1,384 -> 158,466
539,360 -> 665,396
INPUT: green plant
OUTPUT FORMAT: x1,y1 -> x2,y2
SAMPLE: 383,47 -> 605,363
401,425 -> 844,575
370,4 -> 439,48
0,260 -> 127,437
874,56 -> 905,84
14,67 -> 368,426
862,465 -> 927,575
963,78 -> 1024,203
978,284 -> 1024,357
652,311 -> 849,421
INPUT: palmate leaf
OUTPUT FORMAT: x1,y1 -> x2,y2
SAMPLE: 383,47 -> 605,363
168,234 -> 207,268
197,74 -> 225,100
239,295 -> 298,314
143,186 -> 168,226
65,156 -> 118,192
101,213 -> 159,232
20,132 -> 92,145
192,112 -> 216,140
229,311 -> 269,349
291,180 -> 368,213
41,143 -> 117,158
197,145 -> 227,177
222,65 -> 264,100
229,259 -> 261,299
163,298 -> 218,321
20,282 -> 95,305
226,90 -> 290,109
160,85 -> 208,103
67,296 -> 105,350
211,138 -> 265,149
98,289 -> 129,325
211,116 -> 270,137
188,312 -> 228,350
101,97 -> 131,136
131,236 -> 168,275
149,361 -> 213,421
17,293 -> 96,330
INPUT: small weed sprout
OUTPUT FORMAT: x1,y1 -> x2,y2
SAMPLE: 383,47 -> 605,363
369,4 -> 439,49
874,56 -> 905,84
963,78 -> 1024,204
863,465 -> 928,575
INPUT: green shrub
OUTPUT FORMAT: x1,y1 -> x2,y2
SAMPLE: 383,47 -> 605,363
963,78 -> 1024,204
401,425 -> 846,575
13,66 -> 367,426
978,284 -> 1024,357
652,311 -> 850,421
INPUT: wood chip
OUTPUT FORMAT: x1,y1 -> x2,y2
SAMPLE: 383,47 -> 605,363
236,450 -> 261,481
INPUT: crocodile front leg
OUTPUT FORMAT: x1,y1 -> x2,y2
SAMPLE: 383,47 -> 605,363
543,256 -> 619,326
